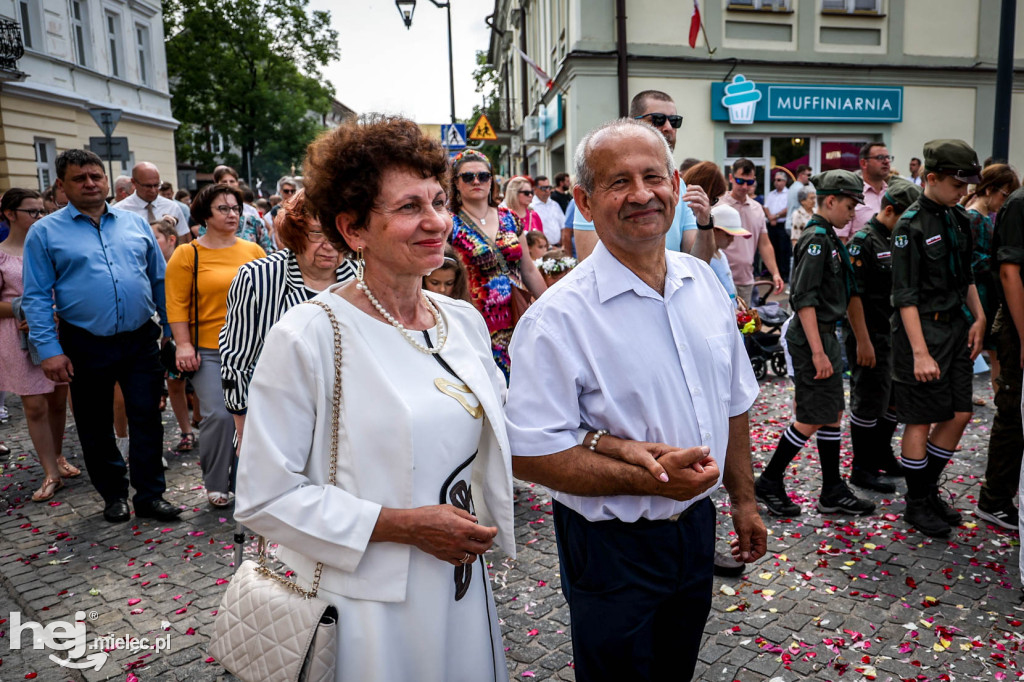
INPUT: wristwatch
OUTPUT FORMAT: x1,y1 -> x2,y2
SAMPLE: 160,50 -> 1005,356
697,214 -> 714,231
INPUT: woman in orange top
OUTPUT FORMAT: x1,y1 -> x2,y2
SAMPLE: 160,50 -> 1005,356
166,183 -> 265,507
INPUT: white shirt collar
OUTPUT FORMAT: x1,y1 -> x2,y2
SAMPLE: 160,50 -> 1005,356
589,241 -> 694,304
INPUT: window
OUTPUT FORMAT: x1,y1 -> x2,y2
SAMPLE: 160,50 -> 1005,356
728,0 -> 792,11
69,0 -> 90,67
135,22 -> 151,85
105,11 -> 123,77
34,138 -> 56,191
18,0 -> 40,50
821,0 -> 882,13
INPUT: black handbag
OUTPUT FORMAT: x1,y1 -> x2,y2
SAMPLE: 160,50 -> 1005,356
161,244 -> 199,379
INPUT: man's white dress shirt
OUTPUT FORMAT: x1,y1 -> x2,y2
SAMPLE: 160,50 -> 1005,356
115,192 -> 188,236
505,241 -> 759,522
530,195 -> 566,246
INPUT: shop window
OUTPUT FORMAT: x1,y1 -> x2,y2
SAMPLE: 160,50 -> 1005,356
727,0 -> 792,11
821,0 -> 883,14
727,138 -> 765,159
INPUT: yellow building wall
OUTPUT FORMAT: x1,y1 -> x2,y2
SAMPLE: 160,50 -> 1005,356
903,0 -> 979,58
889,85 -> 976,171
0,93 -> 177,191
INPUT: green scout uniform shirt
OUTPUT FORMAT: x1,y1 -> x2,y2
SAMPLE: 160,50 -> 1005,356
790,215 -> 856,326
848,217 -> 894,338
891,194 -> 974,316
993,187 -> 1024,313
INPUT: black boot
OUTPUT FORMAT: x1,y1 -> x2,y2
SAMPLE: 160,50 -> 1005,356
905,496 -> 951,538
929,487 -> 962,526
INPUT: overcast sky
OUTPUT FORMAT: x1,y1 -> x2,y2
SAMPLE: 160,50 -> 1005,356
309,1 -> 495,124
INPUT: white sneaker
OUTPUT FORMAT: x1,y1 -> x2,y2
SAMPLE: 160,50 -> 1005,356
0,406 -> 9,422
116,436 -> 129,458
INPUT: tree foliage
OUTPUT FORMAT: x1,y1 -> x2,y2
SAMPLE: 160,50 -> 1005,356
463,51 -> 502,170
163,0 -> 339,184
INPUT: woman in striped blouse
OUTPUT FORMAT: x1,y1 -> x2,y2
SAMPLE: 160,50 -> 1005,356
219,190 -> 354,447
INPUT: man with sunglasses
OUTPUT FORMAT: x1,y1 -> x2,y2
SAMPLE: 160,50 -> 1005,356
21,149 -> 181,523
573,90 -> 715,264
720,158 -> 785,304
531,175 -> 567,248
115,162 -> 189,244
840,142 -> 893,241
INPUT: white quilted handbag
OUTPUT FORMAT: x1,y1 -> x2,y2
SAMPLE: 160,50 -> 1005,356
209,300 -> 344,682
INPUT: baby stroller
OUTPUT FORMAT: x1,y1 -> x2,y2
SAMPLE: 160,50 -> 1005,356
743,280 -> 789,380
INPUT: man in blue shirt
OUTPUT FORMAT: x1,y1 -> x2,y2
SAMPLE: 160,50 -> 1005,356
22,149 -> 181,523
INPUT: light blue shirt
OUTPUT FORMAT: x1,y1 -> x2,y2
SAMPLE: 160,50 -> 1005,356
504,242 -> 760,522
22,203 -> 169,360
563,199 -> 576,228
709,252 -> 737,301
574,201 -> 696,252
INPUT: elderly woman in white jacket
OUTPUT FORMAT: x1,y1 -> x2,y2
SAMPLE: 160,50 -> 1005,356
234,115 -> 516,682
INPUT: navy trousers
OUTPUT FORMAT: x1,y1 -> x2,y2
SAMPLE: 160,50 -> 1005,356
552,498 -> 714,682
59,320 -> 167,506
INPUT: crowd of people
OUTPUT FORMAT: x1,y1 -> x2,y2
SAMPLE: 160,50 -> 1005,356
0,90 -> 1022,681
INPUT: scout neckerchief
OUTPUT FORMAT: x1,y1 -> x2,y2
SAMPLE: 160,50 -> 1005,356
940,207 -> 964,284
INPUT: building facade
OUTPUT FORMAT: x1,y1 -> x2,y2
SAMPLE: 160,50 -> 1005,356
488,0 -> 1024,186
0,0 -> 177,192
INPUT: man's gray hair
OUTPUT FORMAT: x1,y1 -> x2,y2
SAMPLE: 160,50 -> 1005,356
574,118 -> 674,195
114,176 -> 133,194
797,186 -> 815,202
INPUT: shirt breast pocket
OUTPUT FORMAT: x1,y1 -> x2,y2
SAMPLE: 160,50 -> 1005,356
924,241 -> 947,262
705,333 -> 735,405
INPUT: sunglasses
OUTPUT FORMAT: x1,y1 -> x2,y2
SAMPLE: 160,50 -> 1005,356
281,187 -> 296,195
458,171 -> 492,184
634,113 -> 684,129
519,190 -> 534,196
733,177 -> 757,186
537,185 -> 552,191
867,154 -> 894,162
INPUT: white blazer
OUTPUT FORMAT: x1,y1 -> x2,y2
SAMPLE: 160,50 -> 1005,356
235,287 -> 516,602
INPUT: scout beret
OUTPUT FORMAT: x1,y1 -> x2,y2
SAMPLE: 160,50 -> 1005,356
810,169 -> 864,204
882,178 -> 922,212
923,139 -> 981,183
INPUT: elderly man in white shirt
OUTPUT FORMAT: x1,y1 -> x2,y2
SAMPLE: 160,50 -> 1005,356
115,162 -> 189,242
505,118 -> 765,682
529,175 -> 566,247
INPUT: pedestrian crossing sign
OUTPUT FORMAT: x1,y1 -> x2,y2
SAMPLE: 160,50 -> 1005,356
441,123 -> 467,150
469,114 -> 498,141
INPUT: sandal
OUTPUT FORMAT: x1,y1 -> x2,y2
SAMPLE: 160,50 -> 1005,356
175,432 -> 196,452
56,456 -> 81,478
32,477 -> 64,502
207,491 -> 234,508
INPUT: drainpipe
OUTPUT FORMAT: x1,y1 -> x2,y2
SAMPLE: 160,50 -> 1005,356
992,0 -> 1016,162
519,7 -> 529,174
616,0 -> 628,117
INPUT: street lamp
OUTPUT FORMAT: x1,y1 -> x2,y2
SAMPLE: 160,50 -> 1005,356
394,0 -> 457,132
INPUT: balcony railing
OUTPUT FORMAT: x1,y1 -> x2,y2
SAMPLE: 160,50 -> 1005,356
0,17 -> 25,71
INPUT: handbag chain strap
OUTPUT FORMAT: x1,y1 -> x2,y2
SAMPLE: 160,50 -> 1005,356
252,298 -> 342,600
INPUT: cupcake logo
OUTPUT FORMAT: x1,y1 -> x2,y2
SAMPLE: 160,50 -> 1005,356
721,75 -> 762,125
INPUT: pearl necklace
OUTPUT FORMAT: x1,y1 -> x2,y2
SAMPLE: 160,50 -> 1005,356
357,280 -> 448,354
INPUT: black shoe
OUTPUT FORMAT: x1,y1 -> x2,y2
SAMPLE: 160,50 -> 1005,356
755,475 -> 801,517
713,550 -> 746,578
850,467 -> 897,494
905,496 -> 951,538
975,504 -> 1018,530
134,498 -> 182,521
103,498 -> 130,523
930,490 -> 962,526
816,482 -> 875,515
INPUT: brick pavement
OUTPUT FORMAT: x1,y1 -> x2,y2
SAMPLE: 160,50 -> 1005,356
0,372 -> 1021,681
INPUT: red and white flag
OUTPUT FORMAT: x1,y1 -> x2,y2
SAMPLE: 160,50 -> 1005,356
689,0 -> 701,49
517,47 -> 554,90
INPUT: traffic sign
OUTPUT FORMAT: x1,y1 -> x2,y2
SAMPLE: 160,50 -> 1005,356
441,123 -> 467,150
469,114 -> 497,141
88,108 -> 122,137
89,136 -> 130,162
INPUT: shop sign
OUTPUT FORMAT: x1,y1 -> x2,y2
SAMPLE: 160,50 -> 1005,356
539,94 -> 563,142
712,75 -> 903,124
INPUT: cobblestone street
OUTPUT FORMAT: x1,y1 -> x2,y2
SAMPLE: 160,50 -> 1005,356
0,373 -> 1022,681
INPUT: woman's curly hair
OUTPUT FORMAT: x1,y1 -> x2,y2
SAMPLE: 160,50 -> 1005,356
303,114 -> 449,254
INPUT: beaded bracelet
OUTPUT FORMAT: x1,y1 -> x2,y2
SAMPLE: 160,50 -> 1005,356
588,429 -> 609,452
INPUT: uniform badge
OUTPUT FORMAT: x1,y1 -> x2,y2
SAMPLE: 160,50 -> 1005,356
877,251 -> 891,259
925,234 -> 942,246
808,243 -> 821,256
894,235 -> 908,248
848,244 -> 861,256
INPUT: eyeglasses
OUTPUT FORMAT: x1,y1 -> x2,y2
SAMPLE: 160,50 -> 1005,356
306,230 -> 339,246
458,171 -> 492,184
12,208 -> 46,218
519,190 -> 534,196
281,187 -> 296,195
634,113 -> 684,129
214,204 -> 243,216
867,155 -> 894,162
537,185 -> 552,191
733,177 -> 757,186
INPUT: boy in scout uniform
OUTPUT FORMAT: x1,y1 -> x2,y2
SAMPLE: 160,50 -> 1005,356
756,170 -> 875,518
891,139 -> 986,538
845,180 -> 923,493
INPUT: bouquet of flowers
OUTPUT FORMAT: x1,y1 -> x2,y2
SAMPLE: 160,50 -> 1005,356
735,297 -> 761,335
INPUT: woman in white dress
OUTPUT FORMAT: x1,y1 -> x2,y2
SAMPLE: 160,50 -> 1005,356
234,114 -> 516,682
